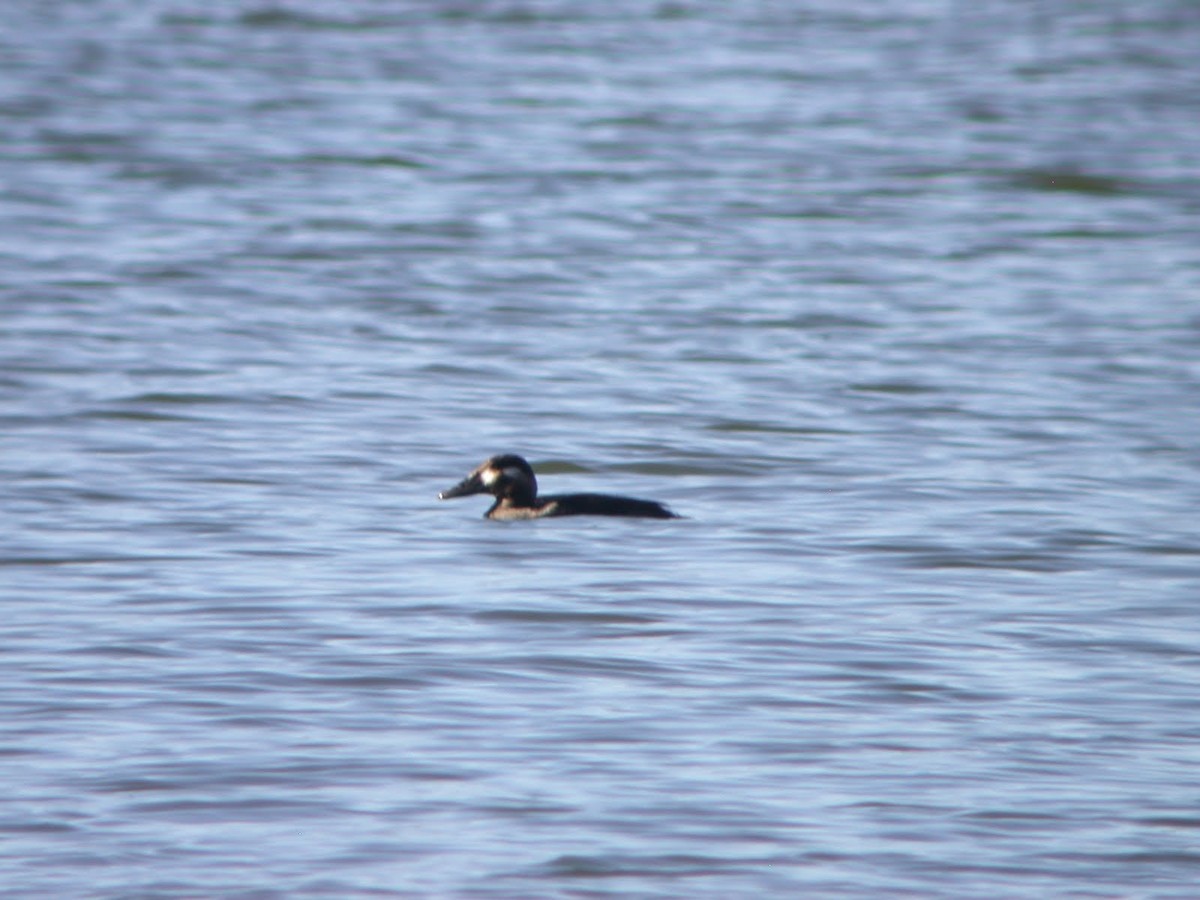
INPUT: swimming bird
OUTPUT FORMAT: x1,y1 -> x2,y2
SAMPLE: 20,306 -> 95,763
438,454 -> 679,520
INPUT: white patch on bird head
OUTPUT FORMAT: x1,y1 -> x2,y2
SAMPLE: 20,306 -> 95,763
480,465 -> 501,486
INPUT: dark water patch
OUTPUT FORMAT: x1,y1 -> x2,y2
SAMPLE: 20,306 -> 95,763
959,809 -> 1065,824
33,129 -> 141,163
736,203 -> 858,221
706,420 -> 852,436
118,392 -> 237,407
1020,631 -> 1200,662
1041,529 -> 1123,551
1133,541 -> 1200,558
296,153 -> 429,170
231,548 -> 338,560
0,554 -> 198,568
183,475 -> 279,487
80,408 -> 201,422
854,541 -> 1080,573
38,277 -> 123,291
65,644 -> 180,660
679,351 -> 771,364
114,159 -> 231,188
177,602 -> 305,619
902,551 -> 1079,573
781,313 -> 882,329
303,675 -> 435,691
93,778 -> 187,794
474,609 -> 662,626
1033,227 -> 1151,240
477,800 -> 579,818
532,852 -> 752,880
125,365 -> 226,378
848,381 -> 940,396
207,715 -> 309,731
1003,168 -> 1141,196
124,797 -> 338,822
48,487 -> 136,504
719,312 -> 884,330
1100,638 -> 1200,660
0,819 -> 77,835
236,8 -> 409,30
157,672 -> 432,696
386,221 -> 481,245
418,362 -> 510,378
1041,850 -> 1200,867
355,603 -> 462,620
585,112 -> 674,129
490,653 -> 681,682
465,167 -> 652,186
999,426 -> 1087,444
1138,817 -> 1200,829
0,745 -> 47,758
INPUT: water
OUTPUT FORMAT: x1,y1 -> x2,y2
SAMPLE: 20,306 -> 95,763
3,1 -> 1200,896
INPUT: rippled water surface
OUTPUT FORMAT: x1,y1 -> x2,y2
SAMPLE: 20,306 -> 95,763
4,1 -> 1200,897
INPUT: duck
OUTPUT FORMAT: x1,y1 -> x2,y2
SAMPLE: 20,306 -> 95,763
438,454 -> 679,520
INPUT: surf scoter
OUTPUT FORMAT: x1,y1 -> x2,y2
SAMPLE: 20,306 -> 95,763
438,454 -> 679,520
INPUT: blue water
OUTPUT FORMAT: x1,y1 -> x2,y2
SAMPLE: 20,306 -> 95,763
3,2 -> 1200,897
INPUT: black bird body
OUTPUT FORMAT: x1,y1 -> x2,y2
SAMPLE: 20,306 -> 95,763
438,454 -> 678,520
